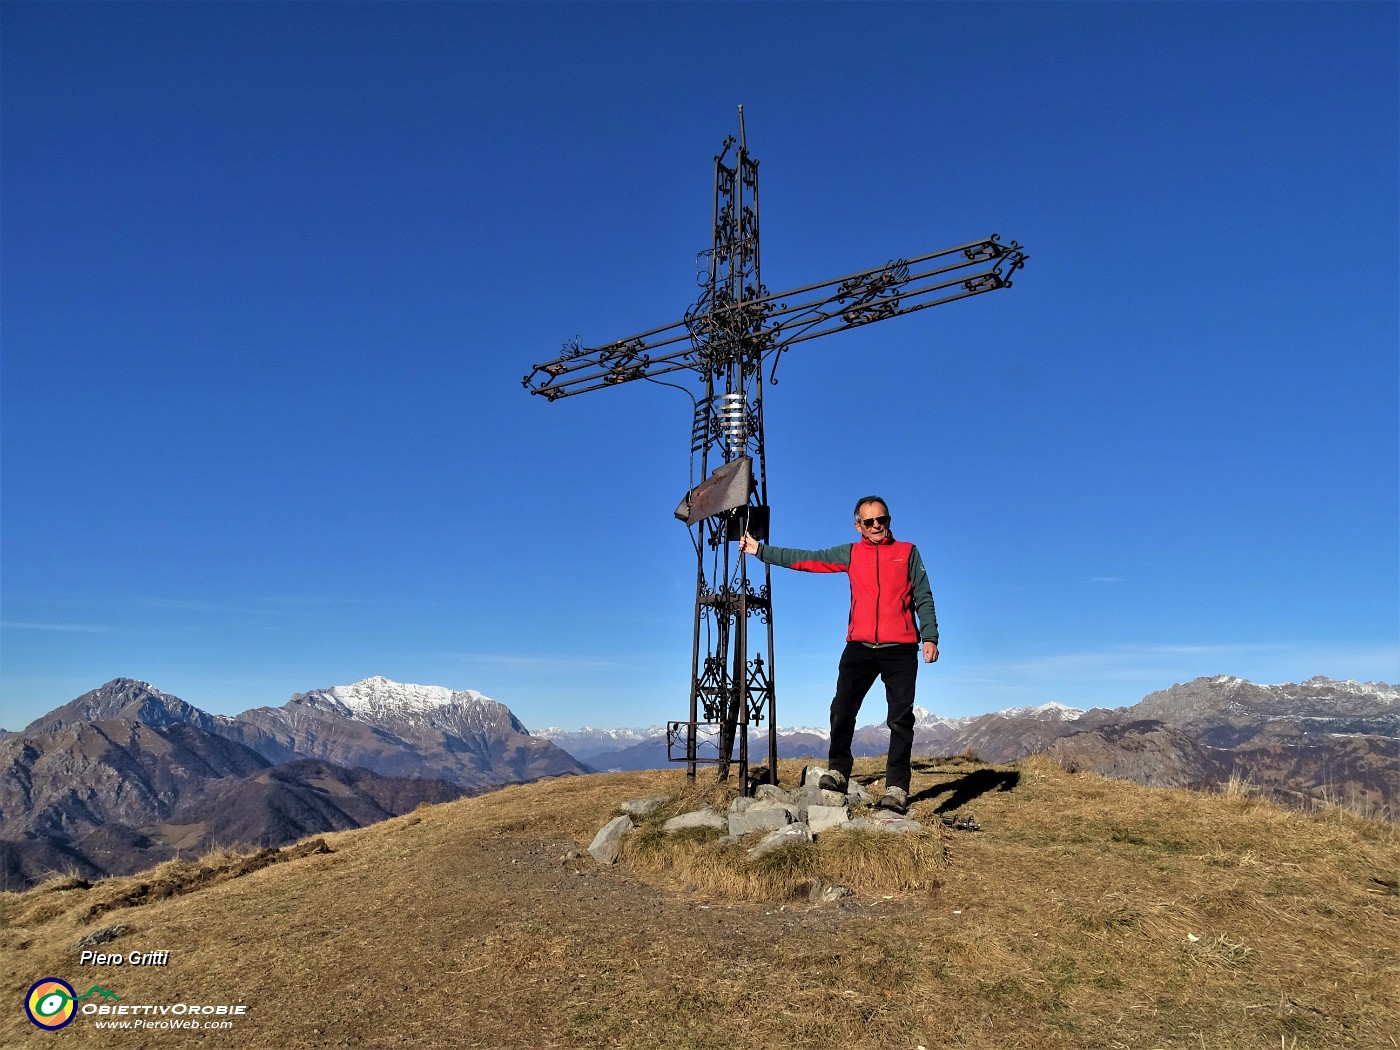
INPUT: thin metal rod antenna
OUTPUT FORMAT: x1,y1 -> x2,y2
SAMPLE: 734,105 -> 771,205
523,115 -> 1027,794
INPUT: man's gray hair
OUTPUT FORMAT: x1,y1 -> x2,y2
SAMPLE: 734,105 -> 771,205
853,495 -> 889,519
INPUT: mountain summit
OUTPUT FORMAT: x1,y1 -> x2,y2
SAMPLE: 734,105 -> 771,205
228,676 -> 585,788
1,676 -> 588,890
294,676 -> 532,737
17,677 -> 230,736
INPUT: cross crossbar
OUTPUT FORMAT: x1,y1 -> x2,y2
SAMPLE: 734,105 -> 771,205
523,236 -> 1026,400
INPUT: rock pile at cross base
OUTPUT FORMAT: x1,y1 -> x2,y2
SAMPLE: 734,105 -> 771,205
587,766 -> 925,876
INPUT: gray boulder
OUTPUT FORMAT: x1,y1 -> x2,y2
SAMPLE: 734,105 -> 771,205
843,815 -> 924,835
728,801 -> 795,837
747,822 -> 814,858
588,814 -> 634,864
663,809 -> 728,833
754,783 -> 795,805
806,804 -> 850,836
620,795 -> 668,817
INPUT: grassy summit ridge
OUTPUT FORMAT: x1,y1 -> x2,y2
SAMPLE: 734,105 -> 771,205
2,756 -> 1396,1049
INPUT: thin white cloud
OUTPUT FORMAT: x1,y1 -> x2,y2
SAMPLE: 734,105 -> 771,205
132,595 -> 379,614
0,621 -> 110,634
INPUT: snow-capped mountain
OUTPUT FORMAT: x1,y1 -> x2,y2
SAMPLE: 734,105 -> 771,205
228,677 -> 589,788
321,677 -> 485,716
0,679 -> 474,891
538,724 -> 668,763
287,676 -> 533,740
541,714 -> 966,754
987,701 -> 1085,722
540,701 -> 1085,771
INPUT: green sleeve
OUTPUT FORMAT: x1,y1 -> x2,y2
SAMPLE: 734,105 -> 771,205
908,545 -> 939,645
755,542 -> 853,573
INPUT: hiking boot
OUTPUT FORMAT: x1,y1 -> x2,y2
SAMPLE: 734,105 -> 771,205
817,770 -> 848,793
875,786 -> 908,815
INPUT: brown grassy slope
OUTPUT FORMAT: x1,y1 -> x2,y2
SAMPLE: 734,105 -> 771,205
1,756 -> 1396,1050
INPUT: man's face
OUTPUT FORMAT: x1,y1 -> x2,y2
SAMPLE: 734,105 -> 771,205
854,501 -> 890,543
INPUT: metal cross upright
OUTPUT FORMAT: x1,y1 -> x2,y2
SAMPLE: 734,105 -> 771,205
523,108 -> 1026,794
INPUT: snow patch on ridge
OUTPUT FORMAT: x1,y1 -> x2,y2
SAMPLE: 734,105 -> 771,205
538,725 -> 665,742
328,676 -> 491,718
992,701 -> 1084,721
1301,676 -> 1400,699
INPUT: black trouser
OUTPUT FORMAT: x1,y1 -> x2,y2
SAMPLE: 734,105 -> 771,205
827,640 -> 919,792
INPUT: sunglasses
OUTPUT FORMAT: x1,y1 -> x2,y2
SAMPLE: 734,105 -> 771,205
859,515 -> 891,528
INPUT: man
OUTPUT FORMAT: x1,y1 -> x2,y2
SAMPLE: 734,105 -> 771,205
739,495 -> 938,814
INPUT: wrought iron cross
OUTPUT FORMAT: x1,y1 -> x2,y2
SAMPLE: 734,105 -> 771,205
524,109 -> 1026,793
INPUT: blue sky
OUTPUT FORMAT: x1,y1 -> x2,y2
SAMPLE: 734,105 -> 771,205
2,2 -> 1396,734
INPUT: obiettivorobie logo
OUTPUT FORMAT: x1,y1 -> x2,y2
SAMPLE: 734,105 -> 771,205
24,979 -> 120,1030
23,977 -> 247,1032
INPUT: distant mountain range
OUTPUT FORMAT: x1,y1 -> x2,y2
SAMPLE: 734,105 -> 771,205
542,675 -> 1398,816
538,701 -> 1083,770
1038,676 -> 1398,814
0,677 -> 588,890
4,673 -> 1393,890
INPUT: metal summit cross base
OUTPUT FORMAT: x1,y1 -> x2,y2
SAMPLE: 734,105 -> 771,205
524,107 -> 1026,795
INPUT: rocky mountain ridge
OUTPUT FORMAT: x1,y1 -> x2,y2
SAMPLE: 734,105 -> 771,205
220,675 -> 585,789
0,676 -> 588,889
1128,675 -> 1399,723
544,676 -> 1399,817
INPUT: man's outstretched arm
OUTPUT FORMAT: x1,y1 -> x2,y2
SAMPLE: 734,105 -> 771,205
739,532 -> 852,573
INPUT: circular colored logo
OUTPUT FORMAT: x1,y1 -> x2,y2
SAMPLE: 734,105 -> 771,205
25,978 -> 77,1030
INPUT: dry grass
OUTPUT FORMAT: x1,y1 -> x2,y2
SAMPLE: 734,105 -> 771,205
1215,767 -> 1397,825
620,820 -> 945,903
1,756 -> 1397,1049
817,825 -> 946,894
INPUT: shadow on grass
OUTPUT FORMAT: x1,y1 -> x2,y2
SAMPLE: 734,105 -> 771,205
912,767 -> 1021,813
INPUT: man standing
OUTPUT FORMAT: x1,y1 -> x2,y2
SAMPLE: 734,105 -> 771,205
739,495 -> 938,814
